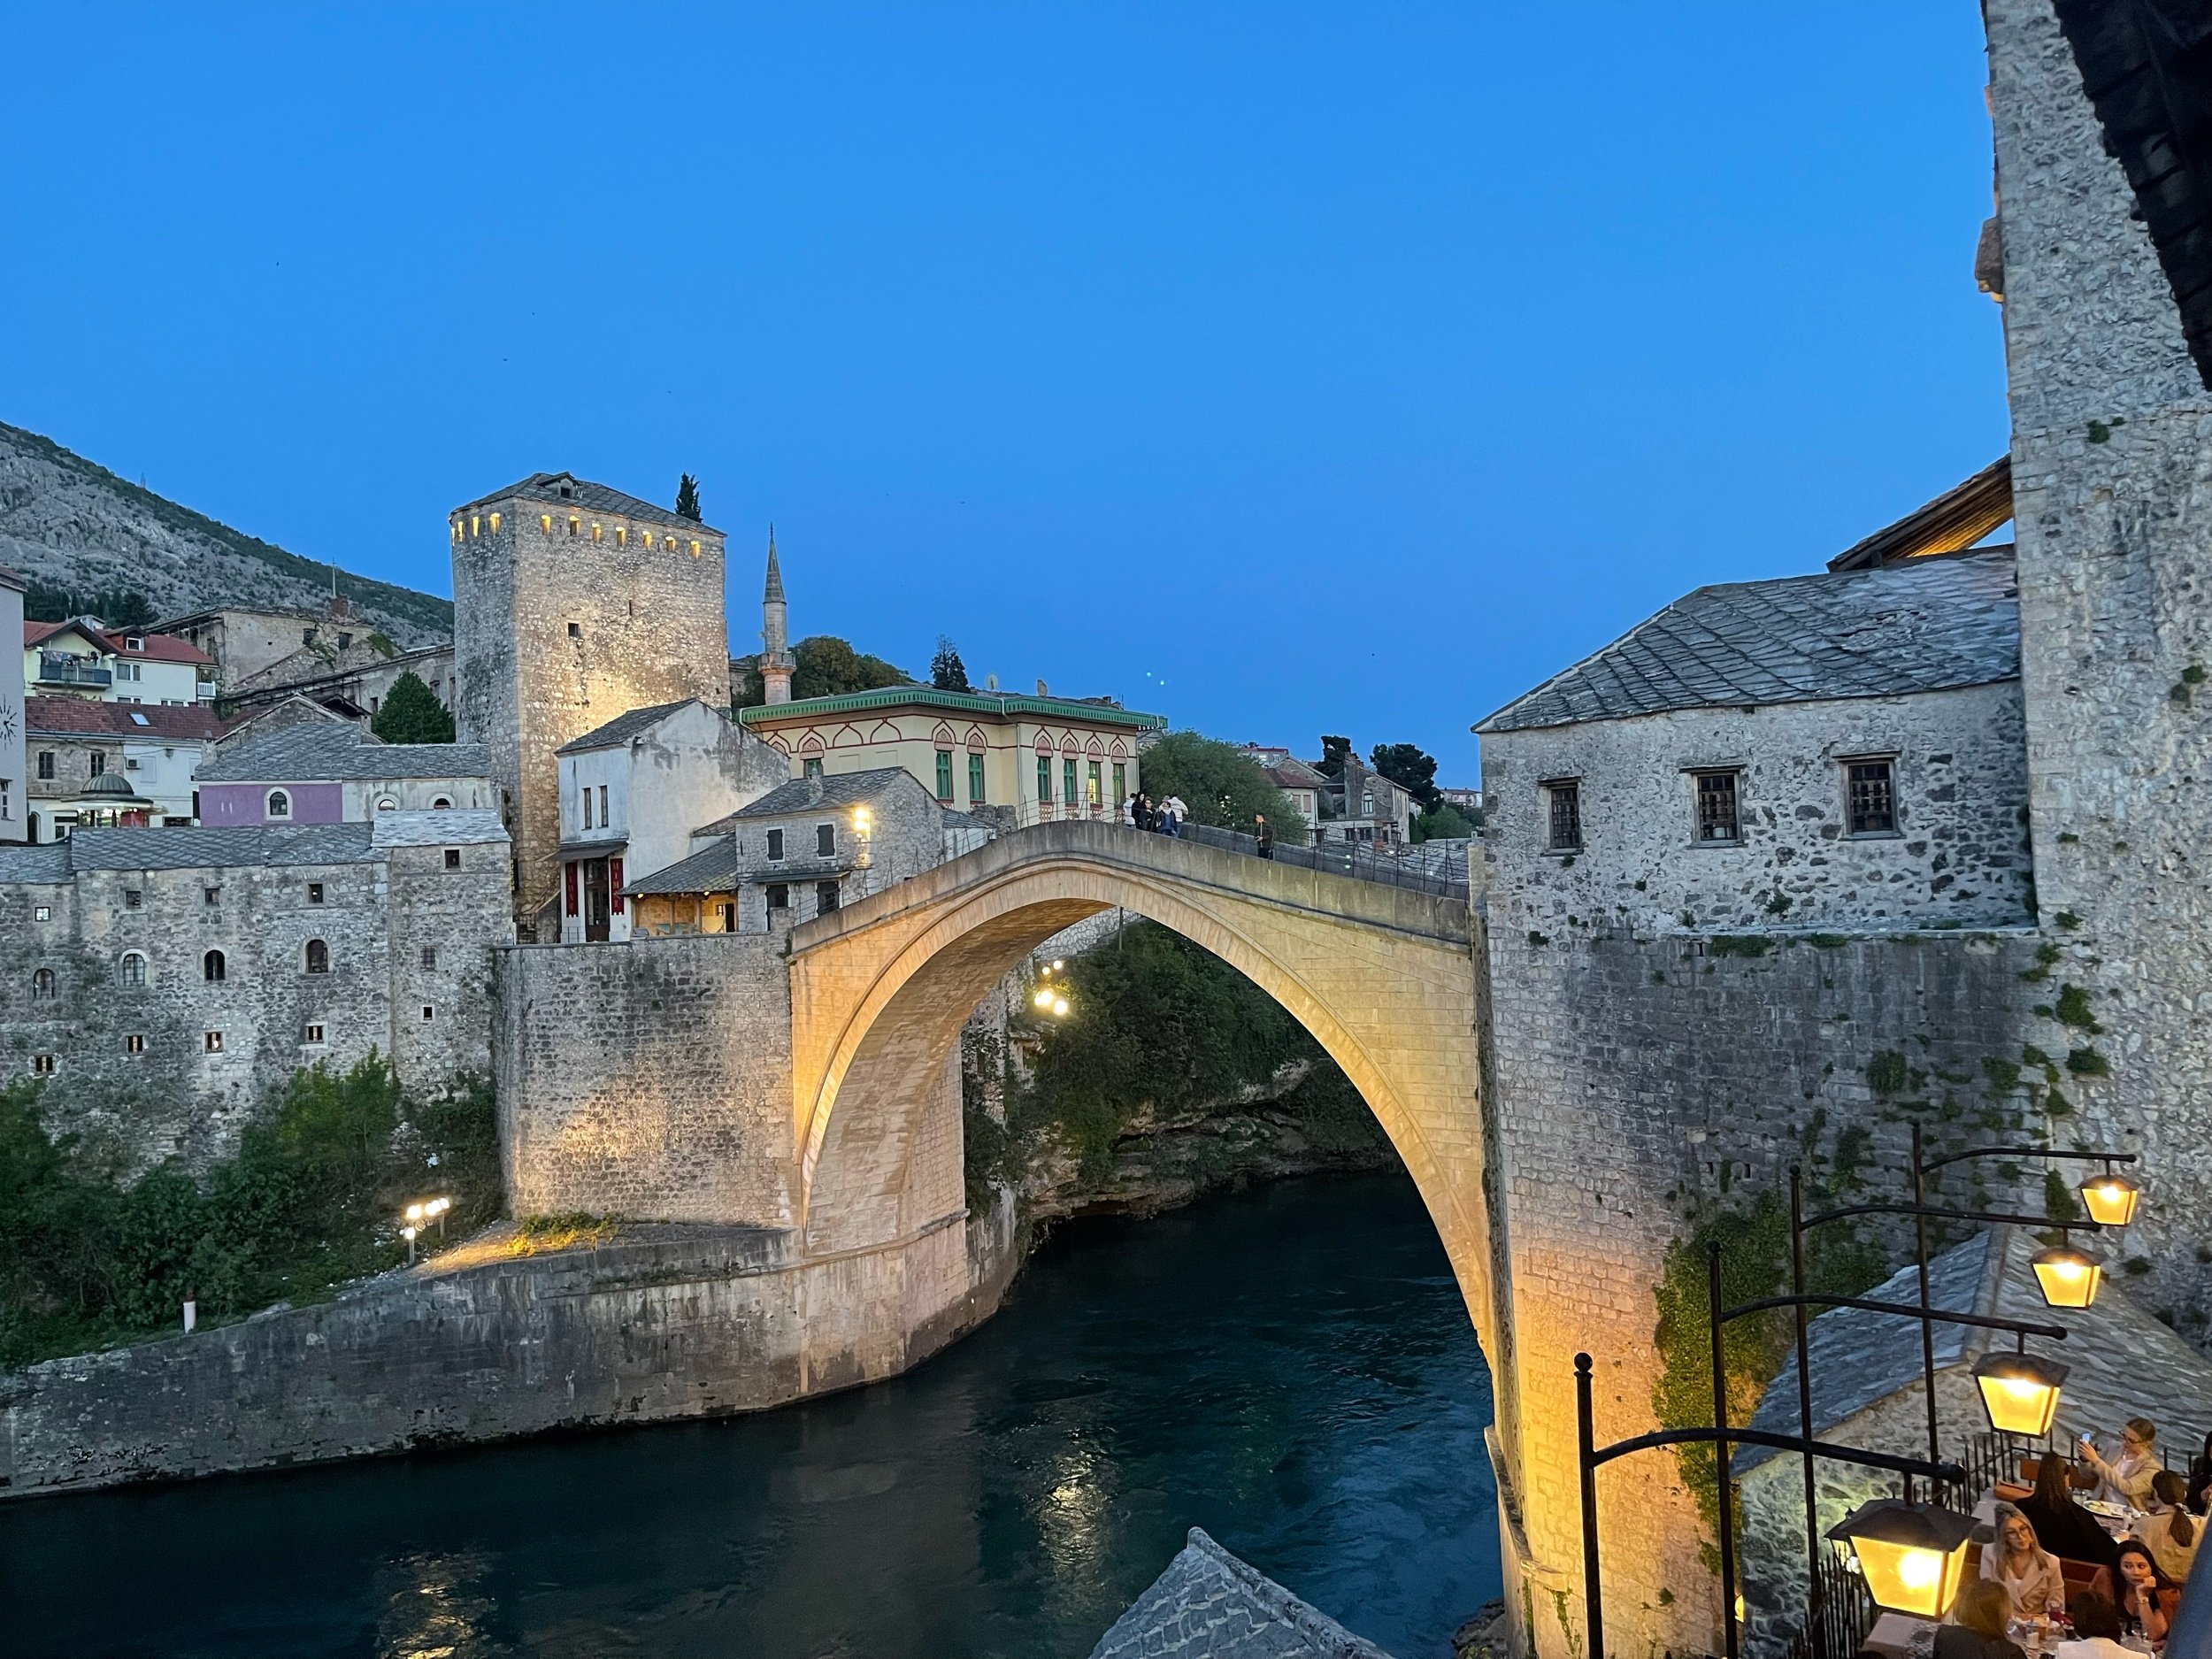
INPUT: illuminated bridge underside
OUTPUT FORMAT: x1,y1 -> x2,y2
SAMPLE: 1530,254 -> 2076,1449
787,819 -> 1495,1355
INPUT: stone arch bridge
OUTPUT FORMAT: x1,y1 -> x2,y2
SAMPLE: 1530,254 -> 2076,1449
786,818 -> 1498,1355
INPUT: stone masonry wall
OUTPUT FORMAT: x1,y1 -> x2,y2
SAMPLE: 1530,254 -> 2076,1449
1482,678 -> 2033,941
451,497 -> 729,933
0,1199 -> 1023,1502
1994,0 -> 2212,1341
495,933 -> 799,1225
1485,926 -> 2042,1658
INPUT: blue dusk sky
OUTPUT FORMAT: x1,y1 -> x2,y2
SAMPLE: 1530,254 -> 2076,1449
0,4 -> 2006,781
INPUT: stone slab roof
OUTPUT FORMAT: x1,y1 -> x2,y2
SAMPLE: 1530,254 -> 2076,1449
699,767 -> 929,829
0,842 -> 74,882
556,700 -> 702,755
623,838 -> 742,897
40,823 -> 378,872
371,809 -> 508,848
455,472 -> 718,535
1476,547 -> 2021,735
1088,1528 -> 1396,1659
195,722 -> 492,783
1739,1227 -> 2212,1477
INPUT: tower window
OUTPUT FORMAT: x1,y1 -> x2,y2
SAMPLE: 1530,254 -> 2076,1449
308,882 -> 324,903
119,951 -> 146,987
690,540 -> 701,558
204,949 -> 227,982
444,848 -> 462,870
1846,759 -> 1898,835
421,1005 -> 435,1022
593,523 -> 603,541
204,1031 -> 224,1053
126,1033 -> 145,1055
541,514 -> 552,533
303,1024 -> 325,1045
304,938 -> 329,974
488,512 -> 501,534
1545,780 -> 1583,852
31,1054 -> 56,1076
567,622 -> 581,639
616,526 -> 627,546
32,967 -> 57,1000
470,515 -> 480,537
568,517 -> 580,537
124,887 -> 142,909
421,946 -> 437,968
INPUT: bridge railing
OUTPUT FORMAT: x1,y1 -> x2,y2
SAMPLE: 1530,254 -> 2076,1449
995,799 -> 1470,900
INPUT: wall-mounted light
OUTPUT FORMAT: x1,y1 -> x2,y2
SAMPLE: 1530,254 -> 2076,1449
1971,1349 -> 2068,1436
2030,1243 -> 2102,1310
1828,1500 -> 1978,1618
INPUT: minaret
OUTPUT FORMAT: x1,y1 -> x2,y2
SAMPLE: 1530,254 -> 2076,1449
760,527 -> 795,706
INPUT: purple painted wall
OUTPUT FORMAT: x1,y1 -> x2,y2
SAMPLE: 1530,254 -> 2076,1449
198,781 -> 344,826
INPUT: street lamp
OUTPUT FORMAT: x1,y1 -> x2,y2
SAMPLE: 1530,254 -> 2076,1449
402,1195 -> 452,1264
2029,1242 -> 2104,1310
2078,1167 -> 2141,1227
851,806 -> 872,872
1828,1499 -> 1978,1619
1971,1348 -> 2069,1436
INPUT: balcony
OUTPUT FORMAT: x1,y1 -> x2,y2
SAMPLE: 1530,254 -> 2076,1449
35,653 -> 111,689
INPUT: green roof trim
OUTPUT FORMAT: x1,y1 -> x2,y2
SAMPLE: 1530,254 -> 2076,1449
740,685 -> 1166,729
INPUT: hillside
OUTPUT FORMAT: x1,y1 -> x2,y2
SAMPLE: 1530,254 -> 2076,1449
0,422 -> 452,644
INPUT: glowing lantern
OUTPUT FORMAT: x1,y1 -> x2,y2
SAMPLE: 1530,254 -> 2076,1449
2078,1171 -> 2140,1228
1972,1350 -> 2068,1436
2030,1243 -> 2102,1310
1828,1501 -> 1978,1618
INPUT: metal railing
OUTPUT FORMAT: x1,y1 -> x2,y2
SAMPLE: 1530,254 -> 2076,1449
35,653 -> 111,688
1778,1548 -> 1878,1659
997,797 -> 1469,899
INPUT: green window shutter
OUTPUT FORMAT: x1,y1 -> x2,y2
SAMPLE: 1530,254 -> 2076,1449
1111,763 -> 1125,803
967,753 -> 985,804
1064,758 -> 1077,804
1037,756 -> 1051,801
934,749 -> 953,802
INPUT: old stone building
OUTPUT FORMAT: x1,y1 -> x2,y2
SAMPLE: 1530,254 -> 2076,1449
193,721 -> 495,826
552,697 -> 785,943
24,696 -> 224,838
0,564 -> 22,842
0,811 -> 512,1171
449,472 -> 729,934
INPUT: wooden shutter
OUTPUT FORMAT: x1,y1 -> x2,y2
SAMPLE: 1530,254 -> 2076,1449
610,856 -> 626,911
565,862 -> 580,916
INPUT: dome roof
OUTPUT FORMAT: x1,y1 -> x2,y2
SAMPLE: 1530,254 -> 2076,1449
81,771 -> 153,806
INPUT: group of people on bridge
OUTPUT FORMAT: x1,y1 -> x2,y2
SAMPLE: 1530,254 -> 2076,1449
1119,792 -> 1188,836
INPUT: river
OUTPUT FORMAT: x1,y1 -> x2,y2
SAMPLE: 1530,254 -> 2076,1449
0,1172 -> 1499,1659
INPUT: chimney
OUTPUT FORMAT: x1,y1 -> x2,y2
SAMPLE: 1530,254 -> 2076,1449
1035,679 -> 1048,697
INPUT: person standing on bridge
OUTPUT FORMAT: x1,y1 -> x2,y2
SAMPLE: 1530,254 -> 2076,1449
1160,794 -> 1187,837
1255,813 -> 1275,858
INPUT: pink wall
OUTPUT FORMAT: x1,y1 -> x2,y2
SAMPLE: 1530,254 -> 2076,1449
198,781 -> 344,826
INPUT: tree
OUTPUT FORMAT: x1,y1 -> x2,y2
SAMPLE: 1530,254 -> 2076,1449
25,583 -> 156,628
1410,802 -> 1475,843
1317,734 -> 1353,778
1133,731 -> 1307,841
370,671 -> 455,744
791,636 -> 909,700
930,636 -> 971,692
674,474 -> 702,521
1369,742 -> 1442,814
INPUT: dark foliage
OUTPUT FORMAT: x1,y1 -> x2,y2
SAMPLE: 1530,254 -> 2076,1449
930,635 -> 971,692
674,473 -> 702,521
24,583 -> 157,628
368,670 -> 456,744
1125,731 -> 1306,839
1317,734 -> 1353,778
0,1058 -> 500,1369
1369,741 -> 1442,813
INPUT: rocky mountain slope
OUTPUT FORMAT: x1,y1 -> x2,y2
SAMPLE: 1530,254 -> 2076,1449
0,421 -> 451,643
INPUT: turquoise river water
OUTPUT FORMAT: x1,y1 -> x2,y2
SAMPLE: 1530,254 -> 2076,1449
0,1172 -> 1499,1658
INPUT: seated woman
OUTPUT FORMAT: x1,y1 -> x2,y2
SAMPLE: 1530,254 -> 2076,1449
2020,1453 -> 2122,1573
2139,1470 -> 2199,1585
2080,1418 -> 2163,1510
2054,1591 -> 2134,1659
2089,1540 -> 2182,1648
1935,1579 -> 2026,1659
1983,1501 -> 2068,1619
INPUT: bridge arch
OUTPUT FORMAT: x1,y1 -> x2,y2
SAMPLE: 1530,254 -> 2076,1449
786,820 -> 1496,1355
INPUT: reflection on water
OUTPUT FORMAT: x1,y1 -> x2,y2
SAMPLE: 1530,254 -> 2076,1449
1,1173 -> 1496,1659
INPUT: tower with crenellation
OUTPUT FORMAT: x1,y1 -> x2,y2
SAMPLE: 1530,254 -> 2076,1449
449,472 -> 729,933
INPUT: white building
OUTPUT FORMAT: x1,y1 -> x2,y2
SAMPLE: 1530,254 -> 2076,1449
551,698 -> 785,944
24,697 -> 225,839
23,618 -> 215,707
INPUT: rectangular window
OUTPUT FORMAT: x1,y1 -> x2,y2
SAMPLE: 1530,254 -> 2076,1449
968,752 -> 986,804
1545,780 -> 1583,852
1112,763 -> 1126,804
803,757 -> 824,780
444,849 -> 461,870
303,1025 -> 325,1045
565,861 -> 580,917
125,1033 -> 145,1055
1037,756 -> 1052,802
422,1005 -> 435,1022
308,882 -> 325,903
204,887 -> 220,906
816,880 -> 841,914
124,888 -> 142,909
1087,761 -> 1102,805
1847,759 -> 1897,834
934,749 -> 954,802
582,788 -> 593,830
204,1031 -> 224,1053
420,946 -> 437,969
817,823 -> 835,856
718,902 -> 736,932
88,752 -> 105,778
767,827 -> 786,861
32,1054 -> 56,1075
1694,771 -> 1740,843
766,882 -> 789,912
598,784 -> 609,825
1064,757 -> 1077,805
36,751 -> 54,780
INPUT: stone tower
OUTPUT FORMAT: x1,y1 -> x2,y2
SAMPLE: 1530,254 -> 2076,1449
759,530 -> 795,706
450,472 -> 729,932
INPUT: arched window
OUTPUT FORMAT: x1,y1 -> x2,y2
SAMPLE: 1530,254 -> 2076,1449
304,939 -> 329,975
203,949 -> 226,983
431,796 -> 452,810
266,789 -> 291,820
32,967 -> 57,1000
119,952 -> 146,987
375,796 -> 398,813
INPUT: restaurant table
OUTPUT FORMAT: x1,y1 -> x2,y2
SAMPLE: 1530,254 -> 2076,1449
1863,1611 -> 1939,1658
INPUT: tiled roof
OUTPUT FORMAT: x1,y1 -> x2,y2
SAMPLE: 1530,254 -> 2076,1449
194,723 -> 492,783
1475,548 -> 2021,735
0,842 -> 73,882
702,767 -> 926,828
556,700 -> 704,755
1087,1529 -> 1396,1659
21,618 -> 211,664
24,698 -> 227,741
455,472 -> 718,535
622,839 -> 742,897
371,809 -> 508,848
741,684 -> 1166,731
58,823 -> 379,872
